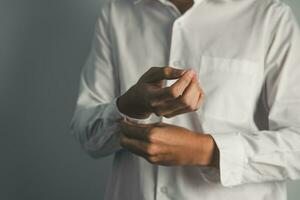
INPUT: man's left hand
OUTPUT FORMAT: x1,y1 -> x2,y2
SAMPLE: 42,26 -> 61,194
119,119 -> 219,167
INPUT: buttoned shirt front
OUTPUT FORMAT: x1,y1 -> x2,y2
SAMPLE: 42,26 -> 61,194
70,0 -> 300,199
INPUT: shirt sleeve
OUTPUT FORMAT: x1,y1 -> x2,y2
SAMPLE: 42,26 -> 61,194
208,4 -> 300,187
69,1 -> 124,158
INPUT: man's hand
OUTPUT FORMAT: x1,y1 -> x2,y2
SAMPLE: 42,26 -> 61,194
117,66 -> 204,119
119,119 -> 219,167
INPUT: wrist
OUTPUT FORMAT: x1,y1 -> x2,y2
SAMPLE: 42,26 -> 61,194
196,134 -> 219,168
209,135 -> 220,169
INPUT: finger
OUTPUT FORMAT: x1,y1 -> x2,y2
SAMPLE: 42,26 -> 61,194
142,66 -> 186,83
178,75 -> 201,108
162,78 -> 202,117
163,107 -> 192,118
155,69 -> 196,100
120,119 -> 152,141
190,78 -> 205,110
151,99 -> 187,116
165,94 -> 204,119
195,88 -> 205,109
120,134 -> 150,158
148,73 -> 199,115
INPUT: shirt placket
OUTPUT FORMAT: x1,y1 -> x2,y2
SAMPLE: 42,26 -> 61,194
155,1 -> 206,200
154,4 -> 181,199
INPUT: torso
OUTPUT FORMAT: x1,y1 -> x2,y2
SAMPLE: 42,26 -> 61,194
104,0 -> 291,199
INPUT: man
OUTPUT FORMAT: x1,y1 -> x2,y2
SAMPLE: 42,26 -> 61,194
70,0 -> 300,199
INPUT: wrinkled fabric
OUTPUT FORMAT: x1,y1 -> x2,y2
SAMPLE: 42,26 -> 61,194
70,0 -> 300,199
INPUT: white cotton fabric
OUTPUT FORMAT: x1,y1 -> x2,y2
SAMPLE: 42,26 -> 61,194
70,0 -> 300,199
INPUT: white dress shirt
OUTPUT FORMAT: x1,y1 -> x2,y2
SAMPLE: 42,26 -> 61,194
70,0 -> 300,199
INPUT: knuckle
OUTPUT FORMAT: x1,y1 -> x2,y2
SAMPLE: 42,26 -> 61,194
146,145 -> 159,156
148,132 -> 157,143
147,127 -> 160,142
179,95 -> 189,105
147,156 -> 160,164
169,87 -> 179,98
163,66 -> 171,74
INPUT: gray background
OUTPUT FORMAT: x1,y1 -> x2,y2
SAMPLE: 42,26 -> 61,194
0,0 -> 299,199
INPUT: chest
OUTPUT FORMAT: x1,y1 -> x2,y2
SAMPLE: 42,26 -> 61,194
111,1 -> 266,79
111,0 -> 267,123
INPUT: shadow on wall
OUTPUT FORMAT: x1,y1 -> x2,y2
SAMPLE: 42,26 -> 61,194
0,0 -> 113,200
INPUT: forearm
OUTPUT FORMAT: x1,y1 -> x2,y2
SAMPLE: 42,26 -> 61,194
70,97 -> 123,158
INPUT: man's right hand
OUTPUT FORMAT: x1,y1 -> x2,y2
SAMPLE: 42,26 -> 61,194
117,66 -> 204,119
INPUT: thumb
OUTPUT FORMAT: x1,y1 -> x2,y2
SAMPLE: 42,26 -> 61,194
142,66 -> 186,83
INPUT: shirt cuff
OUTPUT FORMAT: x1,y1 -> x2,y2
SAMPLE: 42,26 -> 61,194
105,97 -> 124,120
208,132 -> 246,187
115,97 -> 161,124
82,97 -> 124,155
